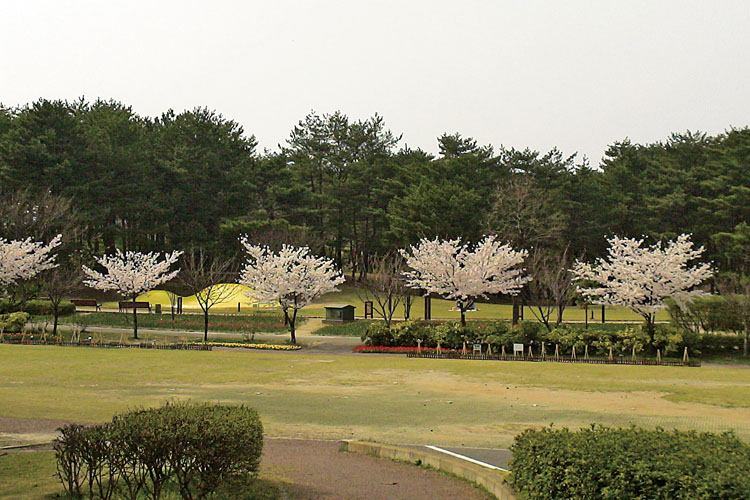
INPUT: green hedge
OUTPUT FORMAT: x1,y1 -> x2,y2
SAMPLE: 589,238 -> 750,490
0,312 -> 31,333
361,320 -> 745,356
510,426 -> 750,500
54,402 -> 263,500
0,299 -> 76,316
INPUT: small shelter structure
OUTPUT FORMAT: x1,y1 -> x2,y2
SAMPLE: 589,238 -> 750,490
324,304 -> 356,322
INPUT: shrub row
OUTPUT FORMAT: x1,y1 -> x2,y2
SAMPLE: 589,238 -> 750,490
510,426 -> 750,500
0,299 -> 76,316
362,320 -> 743,356
54,402 -> 263,500
0,311 -> 30,333
667,295 -> 744,334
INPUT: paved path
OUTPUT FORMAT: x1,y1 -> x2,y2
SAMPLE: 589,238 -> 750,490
423,445 -> 513,471
263,439 -> 492,500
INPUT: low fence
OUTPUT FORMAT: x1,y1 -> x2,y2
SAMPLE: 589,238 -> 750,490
0,339 -> 212,351
406,351 -> 700,367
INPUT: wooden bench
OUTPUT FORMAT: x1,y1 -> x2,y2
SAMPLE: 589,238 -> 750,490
71,299 -> 101,311
118,301 -> 152,313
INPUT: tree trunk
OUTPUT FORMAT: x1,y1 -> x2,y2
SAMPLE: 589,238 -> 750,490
643,313 -> 655,349
557,304 -> 565,326
460,301 -> 466,326
288,308 -> 298,344
204,310 -> 209,342
52,306 -> 59,339
132,294 -> 138,340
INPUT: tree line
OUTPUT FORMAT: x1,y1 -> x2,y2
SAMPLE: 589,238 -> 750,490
0,98 -> 748,276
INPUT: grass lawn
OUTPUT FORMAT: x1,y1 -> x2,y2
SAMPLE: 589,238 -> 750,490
301,285 -> 671,323
2,345 -> 748,452
312,320 -> 375,337
50,311 -> 296,335
86,283 -> 670,323
0,450 -> 281,500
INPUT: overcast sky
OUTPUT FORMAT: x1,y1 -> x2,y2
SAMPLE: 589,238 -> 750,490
2,0 -> 749,165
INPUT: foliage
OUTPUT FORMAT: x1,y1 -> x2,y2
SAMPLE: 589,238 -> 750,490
510,426 -> 750,500
83,250 -> 183,298
239,241 -> 345,343
54,312 -> 291,334
0,311 -> 30,333
0,299 -> 75,316
0,234 -> 61,288
2,99 -> 750,279
53,402 -> 263,500
573,234 -> 713,335
358,319 -> 745,357
400,236 -> 530,325
667,295 -> 743,334
83,250 -> 182,339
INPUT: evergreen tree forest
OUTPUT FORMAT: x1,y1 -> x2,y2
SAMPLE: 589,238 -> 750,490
1,98 -> 748,277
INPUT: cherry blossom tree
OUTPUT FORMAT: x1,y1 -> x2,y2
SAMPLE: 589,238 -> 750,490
571,234 -> 713,338
400,236 -> 531,325
0,235 -> 62,289
83,250 -> 182,339
239,240 -> 345,344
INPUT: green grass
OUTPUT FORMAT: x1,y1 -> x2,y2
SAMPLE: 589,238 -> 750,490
0,451 -> 281,500
1,345 -> 749,450
312,320 -> 375,337
51,311 -> 296,334
301,285 -> 671,322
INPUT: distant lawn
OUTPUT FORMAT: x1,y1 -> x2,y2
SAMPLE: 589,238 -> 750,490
313,320 -> 375,337
51,311 -> 297,335
301,284 -> 671,323
81,283 -> 671,323
1,344 -> 748,450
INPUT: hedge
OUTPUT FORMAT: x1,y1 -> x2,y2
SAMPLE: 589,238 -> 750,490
0,299 -> 76,316
0,312 -> 30,333
510,426 -> 750,500
54,402 -> 263,500
361,320 -> 746,356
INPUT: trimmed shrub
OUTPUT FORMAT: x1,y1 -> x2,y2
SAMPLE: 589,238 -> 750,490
511,426 -> 750,500
0,312 -> 30,333
668,295 -> 743,334
53,402 -> 263,500
23,299 -> 76,316
0,299 -> 75,316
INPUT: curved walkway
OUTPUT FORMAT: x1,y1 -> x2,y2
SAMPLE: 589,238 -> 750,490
263,438 -> 491,500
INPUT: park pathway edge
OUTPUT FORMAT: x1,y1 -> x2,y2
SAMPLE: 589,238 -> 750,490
340,440 -> 518,500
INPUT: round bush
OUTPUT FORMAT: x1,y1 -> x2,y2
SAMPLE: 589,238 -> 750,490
54,402 -> 263,500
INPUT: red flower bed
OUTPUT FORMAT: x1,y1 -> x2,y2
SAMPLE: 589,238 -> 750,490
353,346 -> 458,354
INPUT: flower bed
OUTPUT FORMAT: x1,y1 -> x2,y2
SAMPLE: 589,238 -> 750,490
205,341 -> 301,350
353,345 -> 458,354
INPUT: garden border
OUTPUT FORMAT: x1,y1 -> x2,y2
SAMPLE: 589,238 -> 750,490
405,352 -> 700,367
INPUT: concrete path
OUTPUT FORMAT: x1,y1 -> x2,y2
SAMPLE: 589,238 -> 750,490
424,445 -> 513,471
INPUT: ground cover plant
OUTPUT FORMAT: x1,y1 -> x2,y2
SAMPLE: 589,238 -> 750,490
510,426 -> 750,500
1,344 -> 749,450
